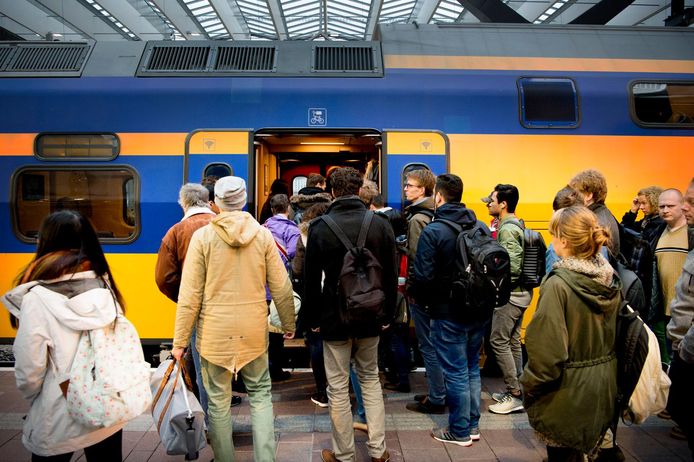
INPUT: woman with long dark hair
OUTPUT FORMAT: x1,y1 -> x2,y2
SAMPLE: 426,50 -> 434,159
1,210 -> 125,461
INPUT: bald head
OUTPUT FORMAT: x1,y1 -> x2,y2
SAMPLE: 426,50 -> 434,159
659,188 -> 685,228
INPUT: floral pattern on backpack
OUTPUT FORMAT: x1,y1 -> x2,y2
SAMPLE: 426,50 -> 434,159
66,313 -> 152,428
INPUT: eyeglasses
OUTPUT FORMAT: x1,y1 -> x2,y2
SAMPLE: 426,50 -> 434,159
404,183 -> 421,189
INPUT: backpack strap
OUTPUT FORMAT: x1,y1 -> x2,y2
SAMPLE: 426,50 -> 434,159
434,218 -> 469,271
356,212 -> 374,248
321,215 -> 355,251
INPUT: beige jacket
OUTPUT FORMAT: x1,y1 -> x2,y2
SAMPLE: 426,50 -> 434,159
173,211 -> 295,373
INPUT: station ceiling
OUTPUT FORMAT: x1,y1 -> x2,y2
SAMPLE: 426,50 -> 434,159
0,0 -> 692,43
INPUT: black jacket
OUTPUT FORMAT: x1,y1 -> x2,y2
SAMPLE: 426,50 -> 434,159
589,203 -> 621,258
622,211 -> 666,246
409,202 -> 478,321
303,196 -> 398,340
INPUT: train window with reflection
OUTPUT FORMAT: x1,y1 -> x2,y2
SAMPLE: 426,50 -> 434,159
631,82 -> 694,127
293,176 -> 307,193
12,167 -> 140,243
518,78 -> 579,128
35,133 -> 119,160
203,163 -> 233,180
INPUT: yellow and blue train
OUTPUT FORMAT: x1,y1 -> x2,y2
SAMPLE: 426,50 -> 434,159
1,23 -> 693,343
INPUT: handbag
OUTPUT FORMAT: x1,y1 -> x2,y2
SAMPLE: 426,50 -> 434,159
151,358 -> 206,460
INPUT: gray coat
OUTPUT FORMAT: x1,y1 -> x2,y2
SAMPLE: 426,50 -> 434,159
667,249 -> 694,362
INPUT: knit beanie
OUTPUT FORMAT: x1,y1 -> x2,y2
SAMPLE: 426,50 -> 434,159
214,176 -> 247,211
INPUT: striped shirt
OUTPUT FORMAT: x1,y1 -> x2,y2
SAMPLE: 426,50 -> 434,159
656,224 -> 688,316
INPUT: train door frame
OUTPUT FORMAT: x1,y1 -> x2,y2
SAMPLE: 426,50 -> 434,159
183,128 -> 255,210
381,129 -> 450,210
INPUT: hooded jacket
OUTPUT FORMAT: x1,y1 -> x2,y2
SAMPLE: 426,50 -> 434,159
289,191 -> 333,224
173,211 -> 295,373
409,202 -> 477,320
404,196 -> 435,286
1,272 -> 125,456
521,266 -> 621,453
263,214 -> 301,261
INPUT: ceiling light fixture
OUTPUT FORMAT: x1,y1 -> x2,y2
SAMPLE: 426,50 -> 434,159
300,142 -> 345,145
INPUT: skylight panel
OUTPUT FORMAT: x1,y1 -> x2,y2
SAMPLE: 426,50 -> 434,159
284,0 -> 321,39
79,0 -> 139,39
327,0 -> 369,39
380,0 -> 417,23
533,0 -> 571,24
237,0 -> 278,39
430,0 -> 465,23
181,0 -> 231,39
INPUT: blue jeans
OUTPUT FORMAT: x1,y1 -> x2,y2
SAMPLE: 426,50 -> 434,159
349,363 -> 366,423
306,330 -> 327,393
431,318 -> 486,438
411,303 -> 446,406
190,329 -> 209,424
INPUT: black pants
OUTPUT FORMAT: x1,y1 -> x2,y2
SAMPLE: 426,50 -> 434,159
268,332 -> 286,375
32,429 -> 122,462
546,446 -> 583,462
667,352 -> 694,457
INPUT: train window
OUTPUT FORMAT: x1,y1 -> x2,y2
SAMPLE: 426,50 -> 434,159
631,82 -> 694,127
12,167 -> 140,243
203,163 -> 233,179
293,176 -> 307,193
35,134 -> 119,160
518,78 -> 579,128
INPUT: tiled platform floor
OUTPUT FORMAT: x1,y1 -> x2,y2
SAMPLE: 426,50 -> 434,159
0,369 -> 689,461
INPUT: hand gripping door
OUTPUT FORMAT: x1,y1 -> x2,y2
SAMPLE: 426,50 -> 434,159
151,359 -> 206,460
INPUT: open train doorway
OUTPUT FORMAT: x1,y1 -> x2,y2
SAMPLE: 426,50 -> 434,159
253,129 -> 382,220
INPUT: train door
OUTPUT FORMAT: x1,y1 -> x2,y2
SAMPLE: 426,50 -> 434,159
382,130 -> 449,208
184,128 -> 254,205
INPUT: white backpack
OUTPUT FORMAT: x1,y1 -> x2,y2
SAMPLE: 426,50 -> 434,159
67,308 -> 152,428
626,323 -> 671,424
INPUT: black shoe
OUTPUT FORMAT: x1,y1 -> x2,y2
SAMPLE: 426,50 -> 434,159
384,382 -> 411,393
406,398 -> 445,414
271,370 -> 291,382
414,394 -> 427,403
231,395 -> 242,407
310,391 -> 329,408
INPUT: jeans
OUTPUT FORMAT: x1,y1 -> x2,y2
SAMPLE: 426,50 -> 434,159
431,318 -> 486,438
190,328 -> 209,424
490,302 -> 525,393
411,303 -> 446,405
306,330 -> 327,393
389,323 -> 411,386
349,362 -> 366,423
32,430 -> 122,462
200,353 -> 275,462
323,337 -> 386,461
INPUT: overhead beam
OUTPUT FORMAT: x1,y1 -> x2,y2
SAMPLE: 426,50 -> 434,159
0,0 -> 88,40
364,0 -> 383,40
35,0 -> 123,41
0,24 -> 24,40
98,0 -> 166,40
208,0 -> 251,40
147,0 -> 205,39
569,0 -> 635,25
267,0 -> 288,40
456,0 -> 529,23
412,0 -> 441,25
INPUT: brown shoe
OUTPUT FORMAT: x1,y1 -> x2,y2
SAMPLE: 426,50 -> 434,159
670,425 -> 688,441
321,449 -> 339,462
371,450 -> 390,462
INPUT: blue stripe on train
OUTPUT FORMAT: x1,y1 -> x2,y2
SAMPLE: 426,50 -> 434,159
0,69 -> 692,137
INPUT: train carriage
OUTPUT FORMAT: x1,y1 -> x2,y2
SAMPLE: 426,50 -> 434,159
1,23 -> 693,344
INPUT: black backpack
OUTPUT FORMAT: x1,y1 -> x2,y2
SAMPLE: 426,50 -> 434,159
505,219 -> 547,289
611,301 -> 650,434
616,259 -> 647,320
321,212 -> 386,327
619,226 -> 654,291
438,219 -> 512,319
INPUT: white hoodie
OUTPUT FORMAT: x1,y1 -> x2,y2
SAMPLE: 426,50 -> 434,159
1,271 -> 125,456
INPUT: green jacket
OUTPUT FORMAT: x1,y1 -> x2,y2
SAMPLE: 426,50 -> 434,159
521,267 -> 621,453
497,215 -> 524,286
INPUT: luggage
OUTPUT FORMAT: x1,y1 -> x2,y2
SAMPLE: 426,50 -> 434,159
151,359 -> 206,460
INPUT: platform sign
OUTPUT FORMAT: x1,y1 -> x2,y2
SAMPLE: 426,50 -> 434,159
308,108 -> 327,126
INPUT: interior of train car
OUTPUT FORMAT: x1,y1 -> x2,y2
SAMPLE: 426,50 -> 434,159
253,129 -> 383,218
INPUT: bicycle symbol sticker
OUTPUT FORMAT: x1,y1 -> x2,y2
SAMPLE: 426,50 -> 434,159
308,108 -> 327,126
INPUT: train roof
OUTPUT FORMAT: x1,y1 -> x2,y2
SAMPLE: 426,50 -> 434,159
1,23 -> 693,78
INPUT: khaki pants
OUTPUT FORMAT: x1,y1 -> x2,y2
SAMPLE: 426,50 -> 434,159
200,353 -> 275,462
323,337 -> 387,461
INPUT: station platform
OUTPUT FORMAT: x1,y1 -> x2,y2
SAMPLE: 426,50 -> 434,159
0,369 -> 689,462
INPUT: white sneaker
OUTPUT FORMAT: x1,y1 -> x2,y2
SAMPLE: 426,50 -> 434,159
488,394 -> 524,414
491,392 -> 509,403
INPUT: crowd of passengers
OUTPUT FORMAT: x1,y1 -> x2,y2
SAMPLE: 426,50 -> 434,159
2,166 -> 693,462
